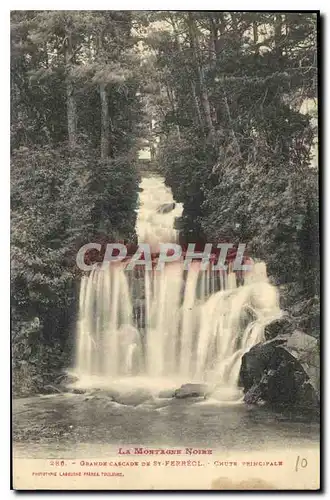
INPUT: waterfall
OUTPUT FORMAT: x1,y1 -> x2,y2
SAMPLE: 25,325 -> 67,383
75,175 -> 282,392
136,176 -> 183,253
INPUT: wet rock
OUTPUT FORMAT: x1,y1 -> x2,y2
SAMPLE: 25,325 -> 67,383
239,331 -> 319,410
56,373 -> 79,389
39,384 -> 63,395
83,389 -> 121,402
173,216 -> 183,230
174,383 -> 209,399
157,202 -> 175,214
264,316 -> 293,340
133,300 -> 146,329
243,377 -> 270,406
92,389 -> 120,398
158,389 -> 175,398
112,389 -> 152,407
71,388 -> 86,394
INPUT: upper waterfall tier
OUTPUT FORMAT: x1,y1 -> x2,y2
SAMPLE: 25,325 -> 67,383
136,176 -> 183,251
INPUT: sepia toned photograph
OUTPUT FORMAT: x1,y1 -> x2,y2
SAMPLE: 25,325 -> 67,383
11,9 -> 320,490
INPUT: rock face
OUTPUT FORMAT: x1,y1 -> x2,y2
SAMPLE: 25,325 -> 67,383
174,383 -> 209,399
56,373 -> 79,388
157,202 -> 176,214
133,300 -> 146,329
71,388 -> 86,394
239,331 -> 320,410
264,316 -> 293,340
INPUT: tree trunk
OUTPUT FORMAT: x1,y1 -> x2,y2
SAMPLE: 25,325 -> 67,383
66,79 -> 77,148
209,18 -> 218,63
191,81 -> 203,129
187,13 -> 215,139
223,93 -> 242,158
198,73 -> 214,139
274,14 -> 283,59
65,33 -> 77,148
100,83 -> 109,159
253,21 -> 259,55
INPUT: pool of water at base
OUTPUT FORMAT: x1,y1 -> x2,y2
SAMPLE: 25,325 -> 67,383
13,392 -> 319,458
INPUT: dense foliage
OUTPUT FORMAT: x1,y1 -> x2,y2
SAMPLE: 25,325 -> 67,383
147,12 -> 319,332
11,11 -> 142,395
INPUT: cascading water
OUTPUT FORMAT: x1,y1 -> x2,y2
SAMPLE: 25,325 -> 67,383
75,175 -> 282,395
135,176 -> 183,252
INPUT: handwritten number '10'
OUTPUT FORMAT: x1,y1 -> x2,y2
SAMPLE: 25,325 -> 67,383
295,456 -> 308,471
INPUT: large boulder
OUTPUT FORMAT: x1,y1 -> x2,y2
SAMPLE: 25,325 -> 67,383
264,316 -> 293,340
56,373 -> 79,388
239,331 -> 320,410
174,383 -> 209,399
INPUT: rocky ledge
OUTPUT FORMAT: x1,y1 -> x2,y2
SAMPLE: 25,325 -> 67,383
239,318 -> 320,411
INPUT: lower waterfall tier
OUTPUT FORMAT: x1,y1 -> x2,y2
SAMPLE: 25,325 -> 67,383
75,261 -> 282,387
